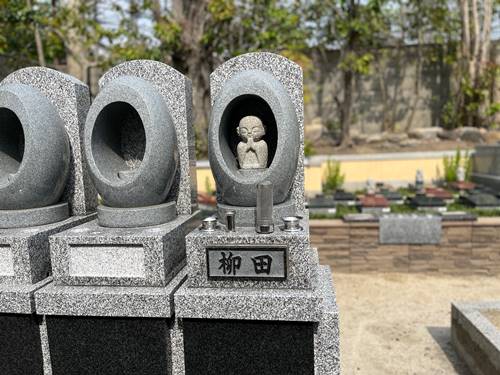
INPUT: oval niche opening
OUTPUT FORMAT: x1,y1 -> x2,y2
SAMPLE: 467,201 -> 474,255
0,107 -> 25,185
219,94 -> 278,172
92,101 -> 146,183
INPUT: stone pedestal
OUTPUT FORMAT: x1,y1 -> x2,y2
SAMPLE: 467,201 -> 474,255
49,214 -> 199,287
34,59 -> 199,375
0,208 -> 95,375
35,214 -> 195,375
169,52 -> 340,374
0,67 -> 96,375
172,221 -> 340,375
36,268 -> 186,375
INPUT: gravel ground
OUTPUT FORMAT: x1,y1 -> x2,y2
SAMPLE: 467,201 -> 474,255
334,272 -> 500,375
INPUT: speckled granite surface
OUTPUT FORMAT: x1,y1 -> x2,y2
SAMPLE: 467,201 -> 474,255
50,213 -> 199,287
0,215 -> 95,286
35,266 -> 186,318
1,67 -> 97,216
185,218 -> 317,289
0,277 -> 52,314
99,60 -> 198,215
210,52 -> 305,214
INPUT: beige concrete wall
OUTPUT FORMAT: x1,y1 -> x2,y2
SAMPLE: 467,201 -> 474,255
196,150 -> 463,195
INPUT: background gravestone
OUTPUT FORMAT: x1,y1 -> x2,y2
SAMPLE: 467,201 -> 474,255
172,52 -> 340,375
0,67 -> 97,375
35,60 -> 199,375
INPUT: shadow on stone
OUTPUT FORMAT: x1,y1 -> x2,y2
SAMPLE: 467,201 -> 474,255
426,326 -> 472,375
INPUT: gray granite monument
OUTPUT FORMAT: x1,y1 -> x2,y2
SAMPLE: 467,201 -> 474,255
172,52 -> 340,375
0,67 -> 97,375
209,53 -> 305,227
35,60 -> 199,375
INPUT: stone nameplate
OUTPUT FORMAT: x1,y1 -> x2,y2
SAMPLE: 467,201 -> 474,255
69,245 -> 145,278
0,245 -> 14,276
206,246 -> 287,280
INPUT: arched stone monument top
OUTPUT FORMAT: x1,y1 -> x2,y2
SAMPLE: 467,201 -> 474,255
99,60 -> 197,215
1,67 -> 96,216
209,52 -> 305,215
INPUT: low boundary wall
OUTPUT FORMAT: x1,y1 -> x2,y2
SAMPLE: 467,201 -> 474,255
311,218 -> 500,275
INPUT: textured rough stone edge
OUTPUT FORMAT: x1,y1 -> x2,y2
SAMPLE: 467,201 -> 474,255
170,318 -> 185,375
210,52 -> 305,214
0,214 -> 96,285
451,301 -> 500,374
0,276 -> 52,314
174,285 -> 322,321
98,60 -> 198,215
35,267 -> 187,318
314,265 -> 340,375
185,220 -> 317,290
50,212 -> 199,287
97,201 -> 177,228
170,265 -> 340,375
0,203 -> 69,229
1,67 -> 97,216
39,315 -> 52,375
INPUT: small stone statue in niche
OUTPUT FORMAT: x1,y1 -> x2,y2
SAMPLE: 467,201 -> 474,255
236,116 -> 268,169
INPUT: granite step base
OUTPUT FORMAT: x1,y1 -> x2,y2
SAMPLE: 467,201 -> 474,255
171,265 -> 340,375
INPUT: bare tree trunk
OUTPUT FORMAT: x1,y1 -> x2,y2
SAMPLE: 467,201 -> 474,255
341,69 -> 353,144
339,0 -> 358,145
480,0 -> 493,69
458,0 -> 495,126
27,0 -> 46,66
375,55 -> 389,132
61,0 -> 86,81
471,0 -> 480,83
170,0 -> 213,155
405,3 -> 422,132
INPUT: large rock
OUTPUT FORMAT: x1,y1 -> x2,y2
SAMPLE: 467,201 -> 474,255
384,132 -> 409,144
305,117 -> 327,142
483,130 -> 500,143
408,127 -> 442,140
437,129 -> 459,141
351,133 -> 368,145
367,134 -> 383,143
400,139 -> 420,147
456,127 -> 485,143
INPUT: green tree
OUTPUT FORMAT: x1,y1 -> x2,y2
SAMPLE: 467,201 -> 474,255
322,160 -> 345,194
0,0 -> 65,71
152,0 -> 309,156
303,0 -> 390,144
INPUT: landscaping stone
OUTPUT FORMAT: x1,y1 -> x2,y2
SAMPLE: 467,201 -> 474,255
457,126 -> 485,143
408,127 -> 442,140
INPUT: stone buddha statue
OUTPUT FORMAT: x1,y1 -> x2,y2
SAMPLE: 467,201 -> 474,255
236,116 -> 268,169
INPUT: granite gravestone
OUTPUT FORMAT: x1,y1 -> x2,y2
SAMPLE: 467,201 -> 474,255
471,144 -> 500,190
35,60 -> 199,375
0,67 -> 97,375
209,53 -> 305,227
409,193 -> 447,212
172,52 -> 340,375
